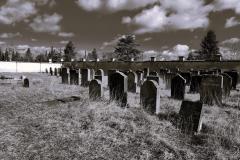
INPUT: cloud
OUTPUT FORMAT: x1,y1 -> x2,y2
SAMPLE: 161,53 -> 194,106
58,32 -> 75,38
143,37 -> 152,41
100,35 -> 126,50
125,0 -> 213,34
0,32 -> 21,38
160,44 -> 190,60
29,13 -> 62,33
76,0 -> 157,11
122,16 -> 131,24
59,40 -> 69,44
214,0 -> 240,14
0,0 -> 37,25
225,17 -> 240,28
221,38 -> 240,44
0,41 -> 6,45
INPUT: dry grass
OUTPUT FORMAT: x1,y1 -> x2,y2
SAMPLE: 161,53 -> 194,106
0,73 -> 239,159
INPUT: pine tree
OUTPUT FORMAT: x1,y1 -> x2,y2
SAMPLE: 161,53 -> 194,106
4,49 -> 10,61
64,41 -> 76,62
88,48 -> 98,60
24,48 -> 33,62
200,30 -> 219,60
114,35 -> 141,61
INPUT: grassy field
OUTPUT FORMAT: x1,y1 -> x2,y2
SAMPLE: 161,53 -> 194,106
0,73 -> 239,160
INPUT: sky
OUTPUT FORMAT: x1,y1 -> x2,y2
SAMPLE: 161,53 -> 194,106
0,0 -> 240,59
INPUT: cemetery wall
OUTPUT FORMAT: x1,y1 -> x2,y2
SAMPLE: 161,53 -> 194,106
66,60 -> 240,72
0,61 -> 62,73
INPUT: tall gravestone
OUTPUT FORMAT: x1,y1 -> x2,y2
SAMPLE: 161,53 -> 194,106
140,80 -> 160,114
190,75 -> 202,93
54,68 -> 58,76
70,69 -> 80,85
62,68 -> 70,84
200,75 -> 223,106
136,70 -> 143,86
171,74 -> 186,100
178,100 -> 203,134
109,72 -> 128,107
221,73 -> 232,97
224,71 -> 239,90
89,79 -> 103,100
23,78 -> 30,88
81,69 -> 90,87
128,71 -> 137,93
49,67 -> 53,76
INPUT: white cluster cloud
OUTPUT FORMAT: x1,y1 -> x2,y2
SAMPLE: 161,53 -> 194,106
214,0 -> 240,14
0,0 -> 37,25
76,0 -> 157,11
225,17 -> 240,28
125,0 -> 213,34
0,32 -> 21,38
221,37 -> 240,44
58,32 -> 75,38
29,13 -> 63,33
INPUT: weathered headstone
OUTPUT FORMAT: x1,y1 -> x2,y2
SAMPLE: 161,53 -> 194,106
89,79 -> 103,100
109,72 -> 128,107
200,75 -> 223,106
224,70 -> 239,90
140,80 -> 160,114
136,70 -> 143,86
190,75 -> 202,93
95,69 -> 104,81
81,69 -> 90,87
54,68 -> 58,76
49,67 -> 53,76
143,68 -> 149,79
70,69 -> 80,85
23,78 -> 29,88
61,68 -> 70,84
221,73 -> 232,97
178,100 -> 203,134
171,74 -> 186,100
128,71 -> 137,93
165,72 -> 176,89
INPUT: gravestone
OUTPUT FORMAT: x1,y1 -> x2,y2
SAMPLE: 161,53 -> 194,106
165,72 -> 176,89
81,69 -> 90,87
58,68 -> 62,76
221,73 -> 232,97
140,80 -> 160,114
45,68 -> 48,74
224,71 -> 239,90
190,75 -> 202,93
49,67 -> 53,76
54,68 -> 58,76
95,69 -> 104,81
89,79 -> 103,100
136,70 -> 143,86
178,100 -> 203,134
70,69 -> 80,85
200,75 -> 223,106
128,71 -> 137,93
143,68 -> 149,79
23,78 -> 29,88
61,68 -> 70,84
108,70 -> 117,87
109,72 -> 128,107
180,72 -> 191,85
171,74 -> 186,100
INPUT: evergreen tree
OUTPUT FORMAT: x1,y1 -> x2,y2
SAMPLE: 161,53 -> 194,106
12,52 -> 16,61
4,49 -> 10,61
64,41 -> 76,62
15,52 -> 21,61
200,30 -> 219,60
0,48 -> 3,61
87,48 -> 98,60
114,35 -> 141,61
24,48 -> 33,62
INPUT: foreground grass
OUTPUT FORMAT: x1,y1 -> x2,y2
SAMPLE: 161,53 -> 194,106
0,73 -> 239,160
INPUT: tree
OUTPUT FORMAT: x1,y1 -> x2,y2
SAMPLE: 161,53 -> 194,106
114,35 -> 141,61
200,30 -> 219,60
4,49 -> 10,61
35,54 -> 45,62
15,52 -> 21,61
87,48 -> 98,60
24,48 -> 33,62
64,41 -> 76,62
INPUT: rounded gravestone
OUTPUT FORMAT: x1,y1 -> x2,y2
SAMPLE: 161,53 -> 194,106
23,78 -> 29,88
140,80 -> 160,114
89,79 -> 103,100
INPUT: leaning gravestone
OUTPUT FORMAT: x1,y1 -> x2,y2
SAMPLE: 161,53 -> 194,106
178,100 -> 203,134
190,75 -> 202,93
81,69 -> 90,87
89,79 -> 103,100
128,71 -> 137,93
200,75 -> 223,106
61,68 -> 70,84
140,80 -> 160,114
171,74 -> 186,100
23,78 -> 29,88
109,72 -> 128,107
224,70 -> 239,90
70,69 -> 80,85
221,73 -> 232,97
